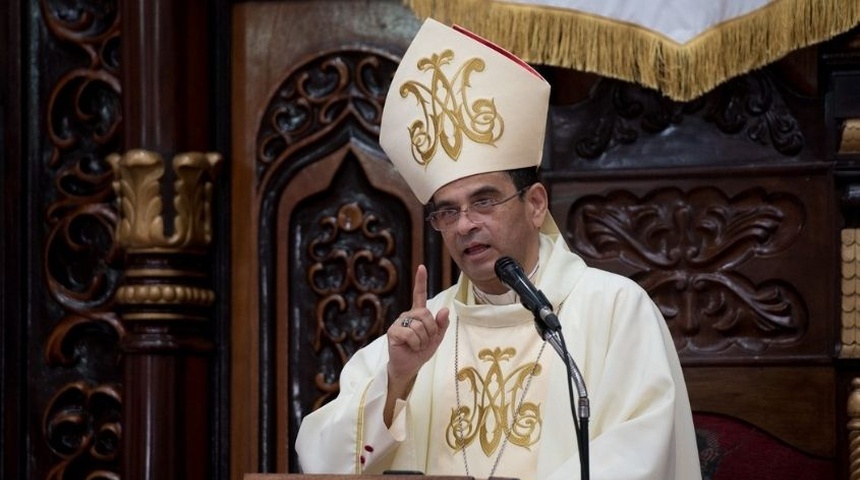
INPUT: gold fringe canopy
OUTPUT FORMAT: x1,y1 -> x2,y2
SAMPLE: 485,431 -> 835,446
405,0 -> 860,101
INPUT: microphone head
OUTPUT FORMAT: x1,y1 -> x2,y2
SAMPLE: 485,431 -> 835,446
494,256 -> 523,286
494,255 -> 562,333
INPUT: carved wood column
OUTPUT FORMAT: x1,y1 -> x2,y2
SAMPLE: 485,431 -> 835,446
826,24 -> 860,480
849,378 -> 860,479
109,150 -> 220,480
115,0 -> 219,479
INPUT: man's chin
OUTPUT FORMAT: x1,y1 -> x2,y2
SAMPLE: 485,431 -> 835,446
460,263 -> 498,288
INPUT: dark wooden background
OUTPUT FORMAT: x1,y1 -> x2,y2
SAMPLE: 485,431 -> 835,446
3,1 -> 860,480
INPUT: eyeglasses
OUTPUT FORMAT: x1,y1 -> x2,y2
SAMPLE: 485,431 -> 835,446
426,188 -> 527,232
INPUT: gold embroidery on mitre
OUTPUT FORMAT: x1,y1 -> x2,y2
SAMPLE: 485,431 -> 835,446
398,49 -> 505,167
446,347 -> 542,456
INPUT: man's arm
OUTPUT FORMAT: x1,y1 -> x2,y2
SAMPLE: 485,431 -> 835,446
295,337 -> 393,474
383,264 -> 449,426
296,265 -> 450,473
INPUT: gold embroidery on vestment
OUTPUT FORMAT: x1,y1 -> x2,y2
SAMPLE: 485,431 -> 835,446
398,49 -> 504,167
446,347 -> 542,456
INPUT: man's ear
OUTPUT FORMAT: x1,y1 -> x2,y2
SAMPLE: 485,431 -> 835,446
526,183 -> 549,229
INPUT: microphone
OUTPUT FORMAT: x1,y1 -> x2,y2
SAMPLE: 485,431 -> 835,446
495,255 -> 591,480
494,256 -> 562,333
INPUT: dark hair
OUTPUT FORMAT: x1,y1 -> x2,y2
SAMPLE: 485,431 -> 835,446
505,166 -> 540,193
425,167 -> 540,212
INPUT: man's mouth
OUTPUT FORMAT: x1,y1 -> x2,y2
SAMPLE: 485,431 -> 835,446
463,244 -> 489,256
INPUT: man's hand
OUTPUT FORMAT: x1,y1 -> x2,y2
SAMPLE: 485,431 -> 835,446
383,265 -> 450,426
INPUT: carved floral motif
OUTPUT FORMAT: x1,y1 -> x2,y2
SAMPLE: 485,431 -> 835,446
571,71 -> 804,160
108,149 -> 222,252
306,202 -> 398,409
568,187 -> 807,354
42,381 -> 121,480
40,0 -> 122,169
40,0 -> 123,477
256,49 -> 400,174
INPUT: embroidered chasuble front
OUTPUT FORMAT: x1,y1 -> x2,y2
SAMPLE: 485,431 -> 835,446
295,230 -> 703,480
427,297 -> 552,478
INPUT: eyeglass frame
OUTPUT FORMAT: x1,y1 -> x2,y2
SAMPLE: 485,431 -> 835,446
425,186 -> 529,232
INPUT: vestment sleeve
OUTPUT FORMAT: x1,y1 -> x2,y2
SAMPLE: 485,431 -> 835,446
295,336 -> 406,474
542,277 -> 701,480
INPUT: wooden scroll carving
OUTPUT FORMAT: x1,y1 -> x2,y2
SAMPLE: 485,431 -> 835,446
569,186 -> 808,355
39,0 -> 123,478
246,46 -> 431,472
550,70 -> 805,171
305,199 -> 400,411
549,63 -> 836,364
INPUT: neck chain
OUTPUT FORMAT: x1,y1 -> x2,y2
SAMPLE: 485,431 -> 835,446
453,318 -> 547,478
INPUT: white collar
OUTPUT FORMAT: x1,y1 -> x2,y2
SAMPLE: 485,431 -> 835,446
473,261 -> 540,305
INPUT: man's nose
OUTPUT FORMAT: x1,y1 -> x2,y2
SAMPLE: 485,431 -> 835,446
453,209 -> 481,234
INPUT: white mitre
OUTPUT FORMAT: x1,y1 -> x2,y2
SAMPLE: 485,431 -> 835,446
380,18 -> 551,205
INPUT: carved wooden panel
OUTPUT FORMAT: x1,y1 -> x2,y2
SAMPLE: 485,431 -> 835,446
36,0 -> 124,479
545,71 -> 836,364
542,57 -> 844,474
287,160 -> 411,413
552,171 -> 836,363
259,47 -> 430,472
547,70 -> 812,172
275,148 -> 422,471
230,3 -> 437,476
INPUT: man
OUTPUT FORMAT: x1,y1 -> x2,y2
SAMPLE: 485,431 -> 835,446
295,18 -> 702,480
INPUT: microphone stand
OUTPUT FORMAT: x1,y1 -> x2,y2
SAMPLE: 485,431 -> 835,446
535,321 -> 590,480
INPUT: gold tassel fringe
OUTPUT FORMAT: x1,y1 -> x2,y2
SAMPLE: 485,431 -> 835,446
404,0 -> 860,101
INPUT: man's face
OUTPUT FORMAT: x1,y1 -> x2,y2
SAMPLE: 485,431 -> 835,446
429,171 -> 547,294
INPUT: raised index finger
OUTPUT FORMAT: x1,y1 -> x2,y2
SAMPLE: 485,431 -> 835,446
412,264 -> 428,309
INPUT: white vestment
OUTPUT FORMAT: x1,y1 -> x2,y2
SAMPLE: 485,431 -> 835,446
296,229 -> 702,480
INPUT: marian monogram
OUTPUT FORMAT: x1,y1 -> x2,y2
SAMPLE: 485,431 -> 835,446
398,49 -> 505,166
446,347 -> 542,455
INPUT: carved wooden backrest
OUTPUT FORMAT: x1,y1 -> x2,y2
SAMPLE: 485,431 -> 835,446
270,141 -> 429,468
230,3 -> 448,475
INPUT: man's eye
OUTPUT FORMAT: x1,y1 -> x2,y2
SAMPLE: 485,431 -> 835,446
435,209 -> 459,221
471,198 -> 496,210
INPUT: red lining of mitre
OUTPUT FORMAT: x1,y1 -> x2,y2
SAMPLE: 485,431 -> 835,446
452,24 -> 545,80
